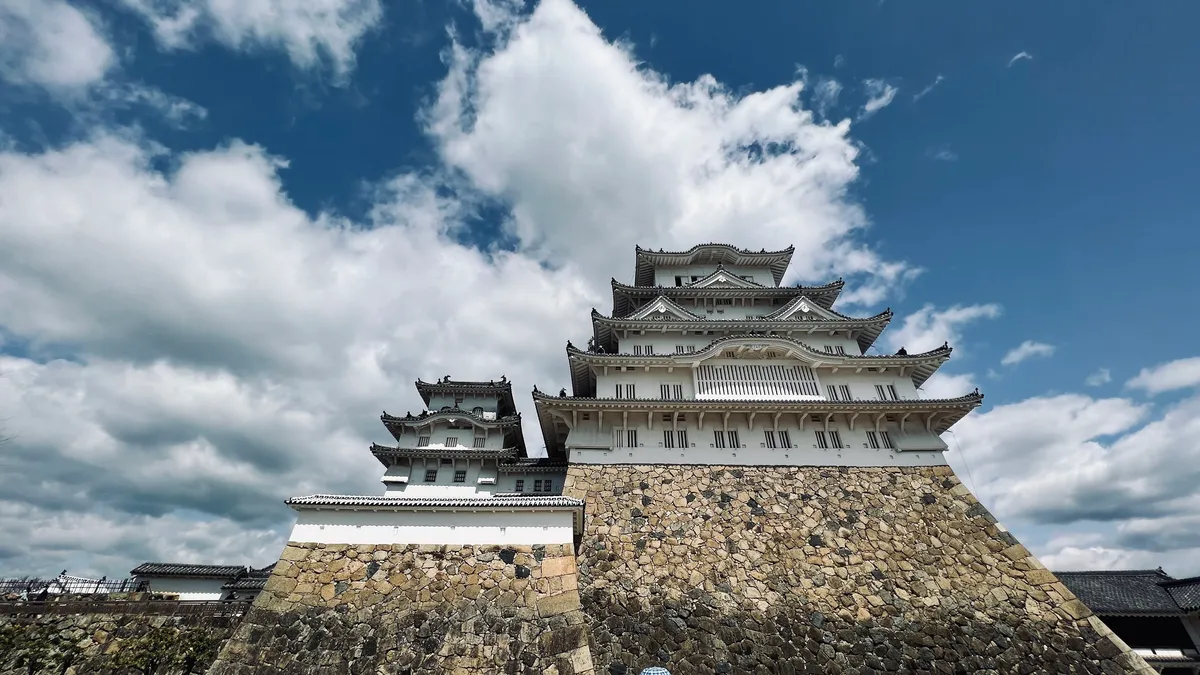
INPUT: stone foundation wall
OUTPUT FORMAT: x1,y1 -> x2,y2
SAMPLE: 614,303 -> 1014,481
564,465 -> 1154,675
206,543 -> 593,675
0,609 -> 239,674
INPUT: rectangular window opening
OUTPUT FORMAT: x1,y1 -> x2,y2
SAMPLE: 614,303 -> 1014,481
417,436 -> 430,447
424,469 -> 438,482
515,479 -> 524,492
444,437 -> 458,447
453,470 -> 467,483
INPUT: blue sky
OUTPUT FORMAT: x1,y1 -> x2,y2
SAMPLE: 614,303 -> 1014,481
1,0 -> 1198,577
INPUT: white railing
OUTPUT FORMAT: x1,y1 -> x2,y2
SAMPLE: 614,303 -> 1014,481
695,364 -> 821,399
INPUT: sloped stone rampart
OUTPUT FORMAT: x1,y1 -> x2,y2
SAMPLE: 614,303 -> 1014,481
564,465 -> 1155,675
205,543 -> 593,675
0,607 -> 239,675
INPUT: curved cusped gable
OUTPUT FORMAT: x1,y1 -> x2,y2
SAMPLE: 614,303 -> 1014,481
686,266 -> 765,289
688,335 -> 830,366
765,295 -> 841,321
625,296 -> 705,321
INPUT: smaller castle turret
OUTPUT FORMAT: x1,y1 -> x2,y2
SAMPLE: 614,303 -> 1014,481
282,376 -> 580,547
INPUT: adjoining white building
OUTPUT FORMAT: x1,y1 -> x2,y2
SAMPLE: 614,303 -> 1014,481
130,563 -> 251,601
534,243 -> 982,466
285,377 -> 584,547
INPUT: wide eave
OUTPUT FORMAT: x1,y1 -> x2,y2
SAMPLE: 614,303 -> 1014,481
380,409 -> 525,451
369,443 -> 521,466
414,378 -> 517,416
611,278 -> 843,317
572,333 -> 938,397
534,389 -> 982,457
633,244 -> 795,286
591,306 -> 890,354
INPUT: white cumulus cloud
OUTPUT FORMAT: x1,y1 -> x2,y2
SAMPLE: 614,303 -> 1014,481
1126,356 -> 1200,395
858,78 -> 898,120
1085,368 -> 1112,387
1001,340 -> 1056,366
0,0 -> 116,90
118,0 -> 384,81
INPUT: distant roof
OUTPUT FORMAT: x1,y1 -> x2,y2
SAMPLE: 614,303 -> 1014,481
633,244 -> 795,286
1056,569 -> 1196,615
286,494 -> 584,509
221,564 -> 274,591
1163,576 -> 1200,612
130,562 -> 247,579
414,378 -> 517,416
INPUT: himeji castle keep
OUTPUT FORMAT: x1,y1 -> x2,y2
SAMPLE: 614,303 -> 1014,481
207,244 -> 1160,675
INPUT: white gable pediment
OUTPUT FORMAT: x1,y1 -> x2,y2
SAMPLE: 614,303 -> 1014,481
627,296 -> 703,321
688,269 -> 762,289
766,296 -> 838,321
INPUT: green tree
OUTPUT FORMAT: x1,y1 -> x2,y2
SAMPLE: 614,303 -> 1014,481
171,628 -> 222,674
111,626 -> 179,675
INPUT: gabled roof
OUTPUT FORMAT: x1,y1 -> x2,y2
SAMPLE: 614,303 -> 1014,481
685,267 -> 765,289
414,377 -> 517,416
1056,570 -> 1188,615
590,307 -> 891,355
130,563 -> 248,579
221,564 -> 274,591
1162,576 -> 1200,612
380,409 -> 525,450
611,279 -> 843,317
634,244 -> 795,286
766,295 -> 854,321
370,443 -> 519,466
622,296 -> 704,321
286,494 -> 584,509
566,337 -> 949,395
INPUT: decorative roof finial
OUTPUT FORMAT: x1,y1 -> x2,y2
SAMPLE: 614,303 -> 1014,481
444,374 -> 451,383
896,346 -> 907,356
559,388 -> 567,397
500,374 -> 507,383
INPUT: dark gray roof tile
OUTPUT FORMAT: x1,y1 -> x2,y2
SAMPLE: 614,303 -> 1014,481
130,562 -> 247,579
1056,569 -> 1182,614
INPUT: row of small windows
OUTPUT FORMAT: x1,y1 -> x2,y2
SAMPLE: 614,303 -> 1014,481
611,428 -> 893,450
424,469 -> 469,483
615,382 -> 901,401
415,436 -> 489,448
630,345 -> 703,355
514,479 -> 555,493
673,277 -> 753,286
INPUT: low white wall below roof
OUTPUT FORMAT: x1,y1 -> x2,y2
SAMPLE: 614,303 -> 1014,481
135,576 -> 227,601
288,508 -> 576,546
568,445 -> 948,467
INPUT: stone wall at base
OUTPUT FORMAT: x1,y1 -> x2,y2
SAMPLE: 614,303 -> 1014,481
205,543 -> 594,675
0,609 -> 239,675
564,465 -> 1155,675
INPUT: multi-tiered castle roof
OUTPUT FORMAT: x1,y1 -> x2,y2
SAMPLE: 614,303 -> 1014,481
535,243 -> 982,465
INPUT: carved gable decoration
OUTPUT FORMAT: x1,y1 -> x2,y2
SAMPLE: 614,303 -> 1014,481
627,297 -> 703,321
767,296 -> 839,321
688,270 -> 762,289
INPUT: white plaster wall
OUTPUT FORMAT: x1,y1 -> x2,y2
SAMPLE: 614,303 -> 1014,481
382,457 -> 496,496
288,509 -> 576,545
564,412 -> 948,465
594,362 -> 924,402
652,264 -> 775,287
569,444 -> 946,467
391,420 -> 509,451
136,577 -> 227,601
426,393 -> 504,413
616,333 -> 862,356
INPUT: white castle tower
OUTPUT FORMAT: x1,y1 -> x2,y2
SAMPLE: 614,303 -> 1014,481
533,244 -> 982,466
284,377 -> 583,546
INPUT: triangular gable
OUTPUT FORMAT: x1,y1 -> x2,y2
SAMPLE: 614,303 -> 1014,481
765,296 -> 838,321
626,296 -> 705,321
687,268 -> 764,289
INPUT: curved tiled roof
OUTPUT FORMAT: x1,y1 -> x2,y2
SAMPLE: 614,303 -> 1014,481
286,494 -> 584,509
414,377 -> 517,416
633,244 -> 795,286
568,335 -> 949,392
1162,576 -> 1200,612
498,458 -> 569,473
381,409 -> 521,426
611,279 -> 843,316
130,563 -> 247,579
1056,570 -> 1185,615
